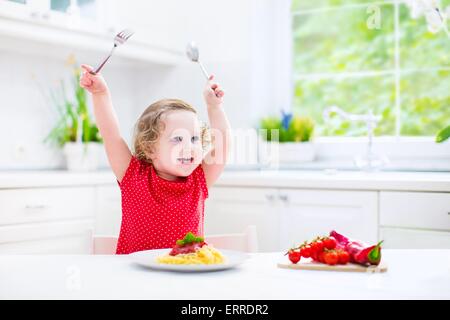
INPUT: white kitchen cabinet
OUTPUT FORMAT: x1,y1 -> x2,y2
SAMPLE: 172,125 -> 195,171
279,189 -> 378,248
0,186 -> 95,226
95,185 -> 122,236
379,191 -> 450,248
0,0 -> 184,66
380,227 -> 450,249
204,187 -> 280,252
204,187 -> 378,252
0,0 -> 109,31
0,186 -> 96,254
380,191 -> 450,231
1,170 -> 448,253
0,219 -> 93,254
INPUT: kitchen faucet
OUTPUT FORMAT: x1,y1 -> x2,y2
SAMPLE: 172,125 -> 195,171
323,106 -> 389,171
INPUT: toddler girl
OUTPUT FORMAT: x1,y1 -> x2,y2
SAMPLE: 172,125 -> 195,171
79,64 -> 230,254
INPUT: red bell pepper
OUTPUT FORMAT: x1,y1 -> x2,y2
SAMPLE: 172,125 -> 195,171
330,230 -> 383,266
366,241 -> 383,265
330,230 -> 350,249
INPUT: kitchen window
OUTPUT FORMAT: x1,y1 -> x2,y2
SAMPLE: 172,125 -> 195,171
285,0 -> 450,171
291,0 -> 450,138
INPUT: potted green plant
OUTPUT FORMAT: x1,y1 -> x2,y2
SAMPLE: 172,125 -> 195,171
44,57 -> 103,171
259,111 -> 315,165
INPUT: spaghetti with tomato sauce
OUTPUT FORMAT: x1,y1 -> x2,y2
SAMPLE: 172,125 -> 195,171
156,233 -> 225,265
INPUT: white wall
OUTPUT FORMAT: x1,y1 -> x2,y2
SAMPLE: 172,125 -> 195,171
127,0 -> 292,166
0,48 -> 139,170
0,0 -> 290,170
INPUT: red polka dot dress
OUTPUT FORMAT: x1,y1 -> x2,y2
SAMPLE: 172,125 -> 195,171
115,156 -> 209,254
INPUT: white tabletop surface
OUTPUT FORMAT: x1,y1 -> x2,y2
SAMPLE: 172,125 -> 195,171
1,250 -> 449,300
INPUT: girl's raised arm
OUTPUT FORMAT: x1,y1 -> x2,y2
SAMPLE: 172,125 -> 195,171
201,75 -> 230,188
80,64 -> 132,183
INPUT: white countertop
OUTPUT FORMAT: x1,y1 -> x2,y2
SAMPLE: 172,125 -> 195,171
0,170 -> 117,189
1,250 -> 449,299
1,169 -> 449,192
216,170 -> 450,192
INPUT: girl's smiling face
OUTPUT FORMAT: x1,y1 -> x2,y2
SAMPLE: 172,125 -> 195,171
150,110 -> 203,181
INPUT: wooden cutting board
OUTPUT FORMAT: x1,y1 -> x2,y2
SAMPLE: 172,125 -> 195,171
277,260 -> 388,273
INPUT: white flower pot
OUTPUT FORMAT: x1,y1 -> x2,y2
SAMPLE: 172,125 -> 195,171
63,142 -> 102,172
279,142 -> 316,163
259,141 -> 316,166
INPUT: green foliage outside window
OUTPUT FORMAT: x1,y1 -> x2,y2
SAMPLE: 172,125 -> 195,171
292,0 -> 450,137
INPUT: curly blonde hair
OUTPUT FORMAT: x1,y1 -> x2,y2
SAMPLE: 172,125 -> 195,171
133,99 -> 210,164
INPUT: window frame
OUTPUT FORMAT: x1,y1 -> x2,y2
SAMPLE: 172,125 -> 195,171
287,0 -> 450,170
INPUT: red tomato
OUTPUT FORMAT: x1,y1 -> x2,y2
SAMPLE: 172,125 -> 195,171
338,250 -> 350,264
324,251 -> 339,265
309,242 -> 317,254
288,251 -> 301,264
300,245 -> 312,258
315,240 -> 324,252
318,251 -> 326,264
310,240 -> 324,254
323,237 -> 337,250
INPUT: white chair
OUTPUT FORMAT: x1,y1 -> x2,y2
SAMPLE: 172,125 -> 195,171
92,235 -> 118,255
205,226 -> 258,253
91,225 -> 258,255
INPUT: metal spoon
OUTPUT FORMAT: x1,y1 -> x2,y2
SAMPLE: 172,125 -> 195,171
186,41 -> 210,80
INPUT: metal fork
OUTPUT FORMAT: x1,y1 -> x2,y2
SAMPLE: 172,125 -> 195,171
90,29 -> 134,75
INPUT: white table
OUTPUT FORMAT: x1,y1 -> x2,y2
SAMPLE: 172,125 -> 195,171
1,250 -> 449,299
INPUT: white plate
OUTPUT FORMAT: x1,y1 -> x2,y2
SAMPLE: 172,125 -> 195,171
129,248 -> 250,272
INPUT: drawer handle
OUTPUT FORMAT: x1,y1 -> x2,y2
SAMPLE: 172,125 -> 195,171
25,205 -> 49,210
